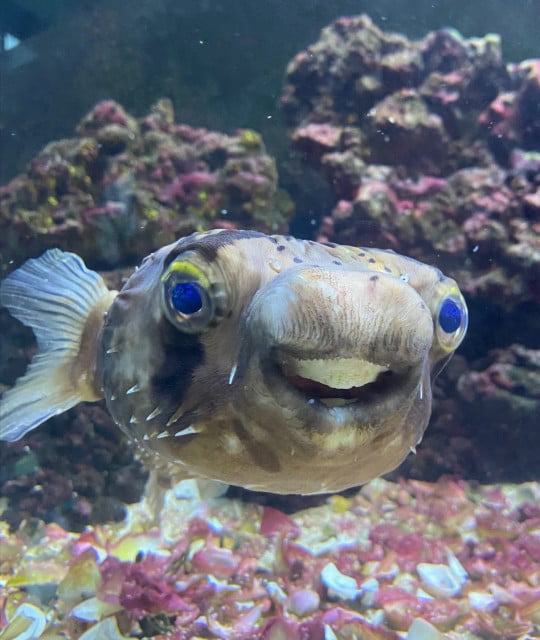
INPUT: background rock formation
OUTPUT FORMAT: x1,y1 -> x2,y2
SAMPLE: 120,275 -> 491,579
1,13 -> 539,532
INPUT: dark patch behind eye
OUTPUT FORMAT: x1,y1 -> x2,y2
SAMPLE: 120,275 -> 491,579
151,317 -> 204,413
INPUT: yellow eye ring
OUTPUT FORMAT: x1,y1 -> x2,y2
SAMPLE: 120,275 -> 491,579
161,260 -> 214,333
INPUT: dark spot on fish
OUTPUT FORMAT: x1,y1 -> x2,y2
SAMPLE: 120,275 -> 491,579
358,251 -> 366,257
323,242 -> 337,248
370,275 -> 379,282
285,236 -> 293,241
332,260 -> 342,266
268,236 -> 278,244
308,240 -> 316,245
164,229 -> 265,267
368,258 -> 376,264
277,245 -> 286,252
151,318 -> 204,412
293,257 -> 303,263
232,419 -> 281,473
384,266 -> 392,273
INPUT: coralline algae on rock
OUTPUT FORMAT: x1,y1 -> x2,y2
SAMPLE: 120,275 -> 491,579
282,15 -> 508,173
0,99 -> 292,272
281,14 -> 539,311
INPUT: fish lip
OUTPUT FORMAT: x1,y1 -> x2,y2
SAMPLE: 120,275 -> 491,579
254,347 -> 422,420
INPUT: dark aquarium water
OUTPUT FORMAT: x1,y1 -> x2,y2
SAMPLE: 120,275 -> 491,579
0,1 -> 539,639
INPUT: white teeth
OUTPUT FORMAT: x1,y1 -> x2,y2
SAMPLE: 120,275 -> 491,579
282,357 -> 388,389
228,364 -> 237,385
126,384 -> 141,394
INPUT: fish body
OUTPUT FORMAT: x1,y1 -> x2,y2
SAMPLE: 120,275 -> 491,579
0,229 -> 467,494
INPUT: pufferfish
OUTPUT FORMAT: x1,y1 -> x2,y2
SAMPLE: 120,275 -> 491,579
0,229 -> 467,494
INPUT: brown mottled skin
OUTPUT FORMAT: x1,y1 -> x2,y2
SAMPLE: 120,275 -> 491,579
91,229 -> 467,494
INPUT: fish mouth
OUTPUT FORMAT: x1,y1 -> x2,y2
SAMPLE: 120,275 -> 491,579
277,355 -> 402,408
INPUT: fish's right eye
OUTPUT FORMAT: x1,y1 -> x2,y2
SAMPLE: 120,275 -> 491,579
161,261 -> 214,333
435,291 -> 468,352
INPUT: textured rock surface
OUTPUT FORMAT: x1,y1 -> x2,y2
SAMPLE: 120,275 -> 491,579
282,15 -> 539,311
0,99 -> 292,273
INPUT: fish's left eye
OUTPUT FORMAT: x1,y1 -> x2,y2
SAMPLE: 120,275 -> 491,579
436,293 -> 468,351
161,261 -> 214,333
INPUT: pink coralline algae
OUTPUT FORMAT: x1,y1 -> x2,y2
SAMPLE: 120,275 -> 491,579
2,477 -> 540,638
281,14 -> 539,310
0,99 -> 292,272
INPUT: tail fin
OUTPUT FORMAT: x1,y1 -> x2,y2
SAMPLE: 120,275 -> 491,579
0,249 -> 116,441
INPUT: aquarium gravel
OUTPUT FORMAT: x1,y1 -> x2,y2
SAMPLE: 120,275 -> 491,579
1,477 -> 540,639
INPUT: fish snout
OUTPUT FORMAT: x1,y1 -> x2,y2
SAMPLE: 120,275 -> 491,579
235,265 -> 433,420
244,266 -> 434,369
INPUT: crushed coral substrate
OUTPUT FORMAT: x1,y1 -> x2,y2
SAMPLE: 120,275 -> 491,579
1,477 -> 540,639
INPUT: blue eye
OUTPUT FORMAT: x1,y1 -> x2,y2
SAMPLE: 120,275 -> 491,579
161,258 -> 216,333
438,297 -> 462,333
171,282 -> 203,314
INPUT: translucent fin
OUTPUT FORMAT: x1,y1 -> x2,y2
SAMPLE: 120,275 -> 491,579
0,249 -> 112,441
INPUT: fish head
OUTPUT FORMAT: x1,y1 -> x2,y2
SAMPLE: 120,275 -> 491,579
101,230 -> 467,493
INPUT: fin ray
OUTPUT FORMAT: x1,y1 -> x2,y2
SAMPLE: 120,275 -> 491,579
0,250 -> 112,441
